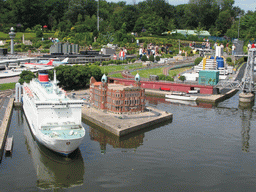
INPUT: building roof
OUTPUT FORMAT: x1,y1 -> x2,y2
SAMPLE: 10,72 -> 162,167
162,29 -> 211,36
94,82 -> 102,86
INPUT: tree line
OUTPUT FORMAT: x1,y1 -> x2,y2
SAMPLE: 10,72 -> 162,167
19,65 -> 103,90
0,0 -> 253,39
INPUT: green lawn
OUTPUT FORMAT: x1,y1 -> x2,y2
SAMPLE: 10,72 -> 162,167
109,73 -> 123,78
0,82 -> 16,90
131,66 -> 192,78
169,67 -> 191,77
99,63 -> 144,74
0,32 -> 55,40
131,67 -> 164,78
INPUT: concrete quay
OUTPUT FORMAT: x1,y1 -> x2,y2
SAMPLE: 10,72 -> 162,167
82,106 -> 173,137
197,89 -> 238,103
145,88 -> 238,104
0,98 -> 14,162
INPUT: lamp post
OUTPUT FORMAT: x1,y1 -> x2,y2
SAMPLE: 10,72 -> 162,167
179,39 -> 180,54
9,27 -> 16,54
238,14 -> 241,39
97,0 -> 99,31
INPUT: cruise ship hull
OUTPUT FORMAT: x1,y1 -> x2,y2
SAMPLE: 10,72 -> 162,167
23,99 -> 84,156
22,72 -> 85,156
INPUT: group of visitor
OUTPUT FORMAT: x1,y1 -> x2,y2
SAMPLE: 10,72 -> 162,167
139,43 -> 161,60
201,40 -> 210,49
248,42 -> 256,50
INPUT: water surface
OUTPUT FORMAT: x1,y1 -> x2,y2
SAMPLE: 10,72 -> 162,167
1,91 -> 256,191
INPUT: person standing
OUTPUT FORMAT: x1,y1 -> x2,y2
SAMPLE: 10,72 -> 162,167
119,48 -> 124,61
202,42 -> 205,49
248,43 -> 252,50
139,47 -> 143,60
214,42 -> 217,50
136,39 -> 139,46
123,47 -> 127,60
226,42 -> 229,54
232,44 -> 236,55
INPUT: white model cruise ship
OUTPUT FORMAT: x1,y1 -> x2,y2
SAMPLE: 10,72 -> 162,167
23,70 -> 85,156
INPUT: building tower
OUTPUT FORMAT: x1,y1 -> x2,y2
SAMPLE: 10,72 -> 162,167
9,27 -> 16,54
135,73 -> 141,87
101,74 -> 108,110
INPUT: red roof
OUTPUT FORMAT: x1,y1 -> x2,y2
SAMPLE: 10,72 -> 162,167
94,82 -> 102,86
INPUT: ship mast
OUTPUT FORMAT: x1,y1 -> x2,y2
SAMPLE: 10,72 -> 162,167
53,70 -> 57,94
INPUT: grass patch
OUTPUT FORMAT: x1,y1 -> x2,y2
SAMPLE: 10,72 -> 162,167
169,67 -> 191,77
0,32 -> 55,40
131,67 -> 164,78
130,66 -> 192,78
0,82 -> 16,90
99,63 -> 143,74
109,73 -> 123,78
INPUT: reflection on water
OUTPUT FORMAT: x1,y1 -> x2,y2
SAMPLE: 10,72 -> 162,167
85,118 -> 172,154
89,127 -> 144,154
146,95 -> 215,108
23,112 -> 85,190
165,99 -> 197,106
239,102 -> 254,153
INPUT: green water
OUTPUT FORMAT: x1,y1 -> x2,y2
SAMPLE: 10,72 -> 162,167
1,91 -> 256,191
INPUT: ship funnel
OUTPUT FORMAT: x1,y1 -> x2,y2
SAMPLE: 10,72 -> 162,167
38,70 -> 49,83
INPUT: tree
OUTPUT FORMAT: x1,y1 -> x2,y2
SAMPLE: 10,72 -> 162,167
178,75 -> 186,82
216,10 -> 233,35
167,19 -> 176,32
90,65 -> 103,81
185,0 -> 220,30
18,70 -> 36,84
8,0 -> 45,29
133,13 -> 165,35
195,22 -> 204,36
119,5 -> 139,32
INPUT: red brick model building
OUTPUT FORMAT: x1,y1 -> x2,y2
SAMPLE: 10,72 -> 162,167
90,74 -> 146,114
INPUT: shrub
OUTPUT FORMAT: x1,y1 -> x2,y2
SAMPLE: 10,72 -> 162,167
149,55 -> 154,62
178,75 -> 186,82
102,61 -> 107,66
226,57 -> 232,62
131,58 -> 136,63
227,61 -> 234,66
158,74 -> 174,81
194,57 -> 203,65
107,60 -> 114,65
94,61 -> 100,66
36,31 -> 43,38
155,56 -> 160,61
181,53 -> 185,56
141,55 -> 148,61
166,76 -> 174,81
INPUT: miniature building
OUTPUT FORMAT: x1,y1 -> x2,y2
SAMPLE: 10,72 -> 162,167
90,73 -> 146,114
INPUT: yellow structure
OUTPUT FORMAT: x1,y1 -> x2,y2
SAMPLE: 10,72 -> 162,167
203,57 -> 206,70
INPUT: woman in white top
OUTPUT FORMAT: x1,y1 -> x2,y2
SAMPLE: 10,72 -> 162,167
139,47 -> 143,60
232,44 -> 236,55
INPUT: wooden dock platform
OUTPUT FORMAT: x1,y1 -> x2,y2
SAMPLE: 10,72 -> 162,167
0,98 -> 14,162
5,136 -> 13,153
82,106 -> 173,137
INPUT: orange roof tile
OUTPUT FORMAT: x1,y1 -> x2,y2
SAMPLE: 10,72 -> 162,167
94,82 -> 102,86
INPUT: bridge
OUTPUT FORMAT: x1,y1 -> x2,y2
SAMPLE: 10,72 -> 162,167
215,48 -> 256,102
0,57 -> 37,69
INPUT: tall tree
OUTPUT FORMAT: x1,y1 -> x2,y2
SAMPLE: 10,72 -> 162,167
8,0 -> 45,29
185,0 -> 220,30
